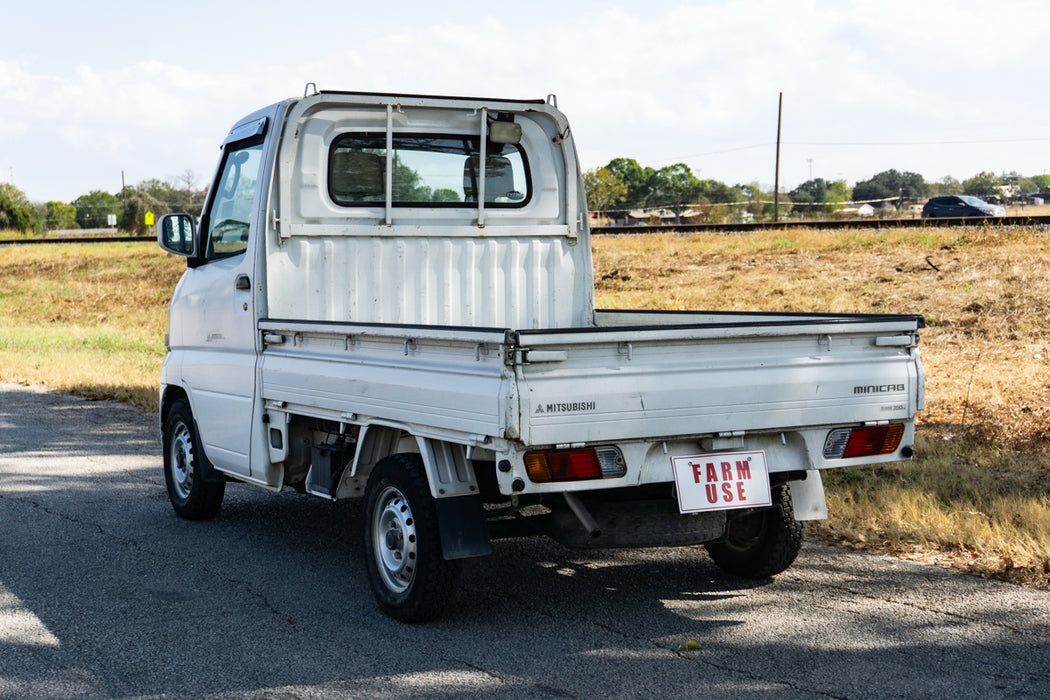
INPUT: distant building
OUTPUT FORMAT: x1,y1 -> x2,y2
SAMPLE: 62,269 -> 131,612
838,203 -> 875,217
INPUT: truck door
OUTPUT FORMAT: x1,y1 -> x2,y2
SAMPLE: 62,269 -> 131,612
177,135 -> 265,477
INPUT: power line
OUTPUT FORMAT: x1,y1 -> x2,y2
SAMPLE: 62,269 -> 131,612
789,136 -> 1050,147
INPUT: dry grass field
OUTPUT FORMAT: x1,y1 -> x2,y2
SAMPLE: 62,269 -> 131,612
592,225 -> 1050,586
0,243 -> 182,408
1,226 -> 1048,587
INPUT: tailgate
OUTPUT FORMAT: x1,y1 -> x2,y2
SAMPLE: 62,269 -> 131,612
257,320 -> 514,440
513,313 -> 924,446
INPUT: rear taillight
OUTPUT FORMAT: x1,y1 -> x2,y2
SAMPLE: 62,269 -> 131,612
524,446 -> 626,483
823,424 -> 905,459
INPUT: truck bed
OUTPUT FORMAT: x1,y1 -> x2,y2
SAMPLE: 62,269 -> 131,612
258,309 -> 924,450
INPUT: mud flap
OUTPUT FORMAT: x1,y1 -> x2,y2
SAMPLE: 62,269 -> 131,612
434,494 -> 493,559
787,471 -> 828,520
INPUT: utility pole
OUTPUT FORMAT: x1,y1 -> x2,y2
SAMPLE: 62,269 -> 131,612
773,92 -> 783,223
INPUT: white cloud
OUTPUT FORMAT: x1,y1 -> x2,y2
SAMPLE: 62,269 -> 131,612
3,0 -> 1049,201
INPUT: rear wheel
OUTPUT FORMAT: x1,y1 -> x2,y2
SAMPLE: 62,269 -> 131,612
363,454 -> 459,622
162,397 -> 225,520
705,484 -> 803,578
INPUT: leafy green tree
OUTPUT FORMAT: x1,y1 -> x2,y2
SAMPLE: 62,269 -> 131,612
786,178 -> 848,216
45,201 -> 78,230
693,180 -> 743,223
137,178 -> 174,199
73,190 -> 121,228
788,178 -> 831,215
138,178 -> 204,214
928,176 -> 962,197
1033,174 -> 1050,190
583,167 -> 628,214
114,176 -> 212,234
431,188 -> 461,203
825,179 -> 851,213
763,192 -> 792,219
120,187 -> 165,235
700,180 -> 743,204
604,157 -> 655,208
0,183 -> 42,233
649,163 -> 704,221
962,171 -> 1000,198
737,182 -> 766,216
853,170 -> 927,202
390,156 -> 438,202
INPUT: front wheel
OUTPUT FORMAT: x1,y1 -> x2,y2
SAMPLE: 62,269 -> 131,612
162,397 -> 225,520
363,454 -> 460,622
705,483 -> 803,578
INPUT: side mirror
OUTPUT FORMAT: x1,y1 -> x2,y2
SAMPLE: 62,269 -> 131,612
158,213 -> 197,257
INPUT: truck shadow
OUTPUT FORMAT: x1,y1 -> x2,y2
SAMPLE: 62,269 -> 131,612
3,479 -> 1048,699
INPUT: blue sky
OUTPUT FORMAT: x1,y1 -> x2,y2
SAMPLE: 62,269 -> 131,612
3,0 -> 1047,202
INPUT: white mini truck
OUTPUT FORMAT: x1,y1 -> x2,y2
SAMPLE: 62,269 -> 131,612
158,89 -> 925,622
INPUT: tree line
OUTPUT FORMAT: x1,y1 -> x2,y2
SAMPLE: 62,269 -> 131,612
4,160 -> 1049,234
584,158 -> 1050,222
0,171 -> 207,236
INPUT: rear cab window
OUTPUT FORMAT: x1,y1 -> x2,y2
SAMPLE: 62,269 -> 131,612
328,133 -> 530,208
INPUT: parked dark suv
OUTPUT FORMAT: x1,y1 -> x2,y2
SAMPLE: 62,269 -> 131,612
921,195 -> 1006,218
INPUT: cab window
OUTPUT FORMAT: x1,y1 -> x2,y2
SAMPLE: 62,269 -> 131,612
203,142 -> 264,260
328,133 -> 530,208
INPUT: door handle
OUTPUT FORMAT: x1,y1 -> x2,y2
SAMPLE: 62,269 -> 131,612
235,274 -> 251,290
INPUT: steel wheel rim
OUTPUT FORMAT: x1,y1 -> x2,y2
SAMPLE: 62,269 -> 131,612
170,420 -> 194,500
372,486 -> 418,594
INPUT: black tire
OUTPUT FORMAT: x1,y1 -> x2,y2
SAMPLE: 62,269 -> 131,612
162,397 -> 226,520
705,483 -> 803,578
363,454 -> 460,622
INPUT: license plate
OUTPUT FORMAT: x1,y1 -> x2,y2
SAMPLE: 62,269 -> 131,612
671,450 -> 772,514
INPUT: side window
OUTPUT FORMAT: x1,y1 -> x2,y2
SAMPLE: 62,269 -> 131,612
203,142 -> 264,260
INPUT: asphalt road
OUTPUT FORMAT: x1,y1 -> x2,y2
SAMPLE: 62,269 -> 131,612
1,382 -> 1048,699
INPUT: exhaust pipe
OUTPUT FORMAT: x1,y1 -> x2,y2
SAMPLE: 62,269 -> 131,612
563,492 -> 602,538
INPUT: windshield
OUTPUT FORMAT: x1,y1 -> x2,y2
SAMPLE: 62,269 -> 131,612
328,133 -> 530,207
960,196 -> 987,206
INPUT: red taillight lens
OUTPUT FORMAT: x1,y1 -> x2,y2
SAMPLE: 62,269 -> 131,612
841,424 -> 905,459
524,449 -> 602,483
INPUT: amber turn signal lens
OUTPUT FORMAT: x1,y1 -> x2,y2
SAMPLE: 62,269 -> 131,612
824,424 -> 905,459
524,449 -> 602,483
